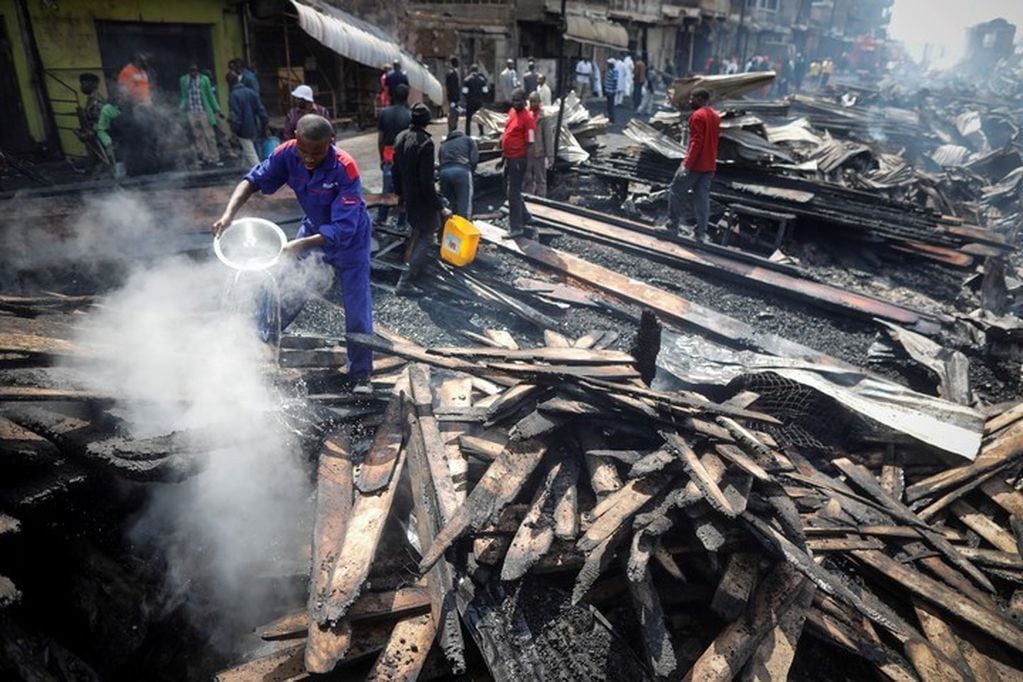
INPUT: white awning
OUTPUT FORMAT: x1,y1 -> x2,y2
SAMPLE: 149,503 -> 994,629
564,14 -> 629,50
290,0 -> 443,103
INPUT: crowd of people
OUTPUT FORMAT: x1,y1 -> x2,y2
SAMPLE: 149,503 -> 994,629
75,52 -> 330,177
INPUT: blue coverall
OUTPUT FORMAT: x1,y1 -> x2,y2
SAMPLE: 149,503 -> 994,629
244,140 -> 374,379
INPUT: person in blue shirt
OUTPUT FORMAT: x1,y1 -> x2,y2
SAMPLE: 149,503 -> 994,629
212,115 -> 373,393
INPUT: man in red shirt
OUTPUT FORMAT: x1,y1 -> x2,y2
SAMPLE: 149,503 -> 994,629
668,88 -> 720,242
500,88 -> 535,236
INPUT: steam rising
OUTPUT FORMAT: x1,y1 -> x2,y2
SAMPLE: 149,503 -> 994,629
55,194 -> 313,646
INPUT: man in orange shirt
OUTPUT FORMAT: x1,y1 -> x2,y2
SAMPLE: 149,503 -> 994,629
668,88 -> 720,242
118,53 -> 151,105
500,88 -> 535,237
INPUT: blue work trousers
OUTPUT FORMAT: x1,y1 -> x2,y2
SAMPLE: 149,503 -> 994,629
668,168 -> 714,238
439,164 -> 473,218
377,163 -> 406,226
261,224 -> 374,380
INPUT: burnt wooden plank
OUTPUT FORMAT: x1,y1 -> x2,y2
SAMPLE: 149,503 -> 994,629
833,458 -> 995,593
851,549 -> 1023,654
948,499 -> 1019,554
742,579 -> 816,681
306,432 -> 355,673
683,564 -> 807,682
905,420 -> 1023,504
408,365 -> 459,523
214,642 -> 306,682
356,387 -> 405,494
501,457 -> 579,581
711,553 -> 760,622
365,614 -> 436,681
420,439 -> 547,573
627,562 -> 678,678
912,599 -> 975,681
318,421 -> 407,625
663,432 -> 737,517
261,588 -> 432,640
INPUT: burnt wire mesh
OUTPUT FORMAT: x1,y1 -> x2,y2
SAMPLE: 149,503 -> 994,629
730,372 -> 862,452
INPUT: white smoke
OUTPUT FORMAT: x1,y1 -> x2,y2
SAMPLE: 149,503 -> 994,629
51,194 -> 315,646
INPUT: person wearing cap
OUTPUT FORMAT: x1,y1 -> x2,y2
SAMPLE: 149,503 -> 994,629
283,84 -> 330,141
668,87 -> 720,243
497,58 -> 519,105
524,91 -> 554,198
462,64 -> 488,136
384,60 -> 409,102
118,53 -> 151,104
179,62 -> 223,166
392,103 -> 450,295
376,83 -> 411,227
212,114 -> 374,394
500,87 -> 534,237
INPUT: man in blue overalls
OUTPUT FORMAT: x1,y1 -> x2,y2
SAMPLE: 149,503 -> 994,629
213,114 -> 373,393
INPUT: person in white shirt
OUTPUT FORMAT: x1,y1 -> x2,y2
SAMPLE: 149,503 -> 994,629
536,73 -> 552,106
621,53 -> 635,102
575,58 -> 592,99
615,55 -> 629,105
497,59 -> 519,104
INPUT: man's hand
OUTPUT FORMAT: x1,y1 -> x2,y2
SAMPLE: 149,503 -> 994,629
212,212 -> 234,237
441,207 -> 453,219
545,157 -> 554,170
495,158 -> 505,170
281,239 -> 305,259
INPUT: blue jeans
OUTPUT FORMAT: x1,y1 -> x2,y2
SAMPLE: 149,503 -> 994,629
439,164 -> 473,218
668,167 -> 714,238
377,163 -> 406,226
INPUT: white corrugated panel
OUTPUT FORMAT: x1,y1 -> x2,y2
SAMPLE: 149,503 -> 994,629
290,0 -> 443,103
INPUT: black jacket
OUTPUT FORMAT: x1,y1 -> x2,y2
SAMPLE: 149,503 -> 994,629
229,83 -> 268,140
462,73 -> 488,107
445,68 -> 461,104
393,126 -> 442,218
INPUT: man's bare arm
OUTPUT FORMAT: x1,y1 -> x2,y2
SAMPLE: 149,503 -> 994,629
212,180 -> 258,236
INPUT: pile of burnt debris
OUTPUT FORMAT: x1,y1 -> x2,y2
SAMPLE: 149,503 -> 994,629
4,287 -> 1023,680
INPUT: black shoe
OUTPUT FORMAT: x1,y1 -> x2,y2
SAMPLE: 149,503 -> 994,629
395,281 -> 424,297
506,228 -> 526,238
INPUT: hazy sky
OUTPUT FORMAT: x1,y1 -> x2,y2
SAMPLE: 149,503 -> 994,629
889,0 -> 1023,63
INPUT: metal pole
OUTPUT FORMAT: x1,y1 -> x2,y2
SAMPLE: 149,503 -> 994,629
552,0 -> 568,169
734,0 -> 747,58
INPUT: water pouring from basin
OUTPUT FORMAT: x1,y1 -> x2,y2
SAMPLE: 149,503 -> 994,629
213,218 -> 286,361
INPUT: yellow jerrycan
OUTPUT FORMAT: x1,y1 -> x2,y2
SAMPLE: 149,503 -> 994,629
440,214 -> 481,267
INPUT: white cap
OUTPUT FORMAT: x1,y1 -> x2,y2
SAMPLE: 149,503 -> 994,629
290,84 -> 314,102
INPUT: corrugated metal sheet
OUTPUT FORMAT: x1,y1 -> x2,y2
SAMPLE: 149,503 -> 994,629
290,0 -> 443,103
564,14 -> 629,49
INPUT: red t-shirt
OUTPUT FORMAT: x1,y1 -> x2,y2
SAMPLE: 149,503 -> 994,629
501,107 -> 536,159
684,105 -> 720,172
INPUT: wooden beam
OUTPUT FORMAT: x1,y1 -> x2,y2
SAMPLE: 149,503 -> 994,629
476,221 -> 856,368
419,439 -> 547,573
851,549 -> 1023,654
306,432 -> 355,673
318,418 -> 407,625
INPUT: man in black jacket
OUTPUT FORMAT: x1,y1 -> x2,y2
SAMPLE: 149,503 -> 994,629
392,103 -> 450,295
445,56 -> 461,134
228,74 -> 268,168
461,64 -> 488,136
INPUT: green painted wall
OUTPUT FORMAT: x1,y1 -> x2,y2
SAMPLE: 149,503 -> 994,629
0,0 -> 47,143
15,0 -> 245,157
